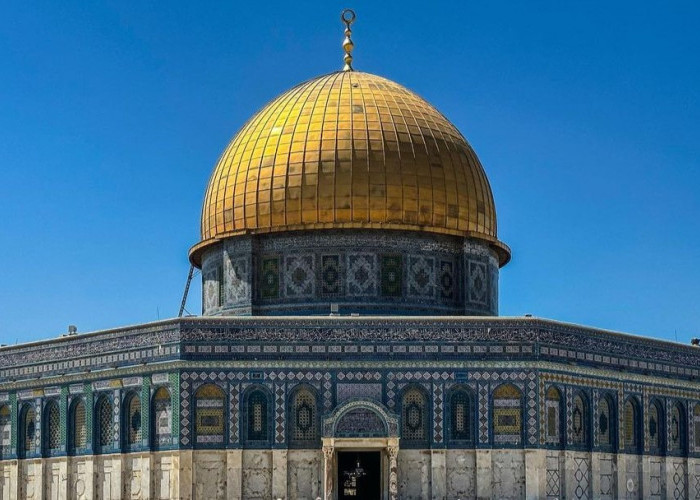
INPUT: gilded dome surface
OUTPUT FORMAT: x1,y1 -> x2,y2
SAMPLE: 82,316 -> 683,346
190,71 -> 509,266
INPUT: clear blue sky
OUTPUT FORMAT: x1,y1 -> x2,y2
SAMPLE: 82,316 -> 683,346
1,1 -> 698,344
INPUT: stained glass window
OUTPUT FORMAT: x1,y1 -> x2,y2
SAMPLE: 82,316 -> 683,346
0,405 -> 10,459
290,388 -> 317,447
493,384 -> 522,445
246,390 -> 269,443
450,388 -> 472,443
195,384 -> 225,446
96,396 -> 113,452
598,396 -> 612,447
401,387 -> 428,445
624,398 -> 639,451
45,401 -> 60,454
71,399 -> 87,452
153,387 -> 172,449
125,394 -> 142,447
693,404 -> 700,452
545,386 -> 562,445
571,393 -> 588,447
22,405 -> 36,457
669,402 -> 686,454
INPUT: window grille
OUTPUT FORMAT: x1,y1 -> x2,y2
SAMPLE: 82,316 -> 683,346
46,401 -> 60,452
290,388 -> 317,447
97,397 -> 113,450
401,388 -> 427,444
72,400 -> 87,451
247,390 -> 268,442
450,389 -> 472,442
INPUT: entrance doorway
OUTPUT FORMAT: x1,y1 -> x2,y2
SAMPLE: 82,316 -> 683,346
337,451 -> 381,500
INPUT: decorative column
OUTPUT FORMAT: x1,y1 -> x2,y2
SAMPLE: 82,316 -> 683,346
387,443 -> 399,500
323,443 -> 334,500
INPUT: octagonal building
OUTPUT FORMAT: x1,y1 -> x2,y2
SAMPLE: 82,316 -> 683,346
0,11 -> 699,500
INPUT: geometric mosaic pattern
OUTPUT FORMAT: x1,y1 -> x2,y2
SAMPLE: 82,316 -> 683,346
347,253 -> 377,296
467,259 -> 488,306
433,383 -> 443,444
545,453 -> 561,499
226,255 -> 250,305
407,256 -> 434,298
573,456 -> 591,500
284,255 -> 315,298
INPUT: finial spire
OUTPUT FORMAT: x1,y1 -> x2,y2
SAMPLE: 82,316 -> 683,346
341,9 -> 356,71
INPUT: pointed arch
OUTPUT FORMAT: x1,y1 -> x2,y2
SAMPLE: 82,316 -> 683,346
622,396 -> 641,453
648,398 -> 664,453
545,385 -> 564,446
19,403 -> 37,459
492,383 -> 523,446
242,385 -> 273,446
194,383 -> 226,448
42,400 -> 61,456
669,401 -> 687,455
122,391 -> 142,451
598,393 -> 617,451
94,394 -> 114,454
571,390 -> 590,449
400,385 -> 430,448
447,385 -> 475,445
68,398 -> 87,455
288,384 -> 319,448
693,403 -> 700,453
151,386 -> 172,450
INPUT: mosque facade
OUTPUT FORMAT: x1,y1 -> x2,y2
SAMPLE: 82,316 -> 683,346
0,10 -> 699,500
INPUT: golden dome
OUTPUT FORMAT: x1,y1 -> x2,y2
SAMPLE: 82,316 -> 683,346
190,71 -> 509,266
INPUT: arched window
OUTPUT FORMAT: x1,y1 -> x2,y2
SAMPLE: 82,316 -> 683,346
449,387 -> 473,444
289,387 -> 318,448
194,384 -> 225,447
244,388 -> 271,445
669,401 -> 686,455
69,399 -> 87,455
0,405 -> 10,459
598,394 -> 616,450
571,392 -> 589,448
152,387 -> 172,449
19,403 -> 37,458
648,399 -> 664,453
95,395 -> 114,454
401,386 -> 429,447
123,393 -> 142,451
693,404 -> 700,453
623,397 -> 641,453
493,384 -> 522,446
43,400 -> 61,456
545,386 -> 563,446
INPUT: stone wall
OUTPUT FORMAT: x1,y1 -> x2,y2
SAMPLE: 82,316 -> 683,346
1,450 -> 698,499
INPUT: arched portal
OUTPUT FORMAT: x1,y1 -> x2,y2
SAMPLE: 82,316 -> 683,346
321,399 -> 399,500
